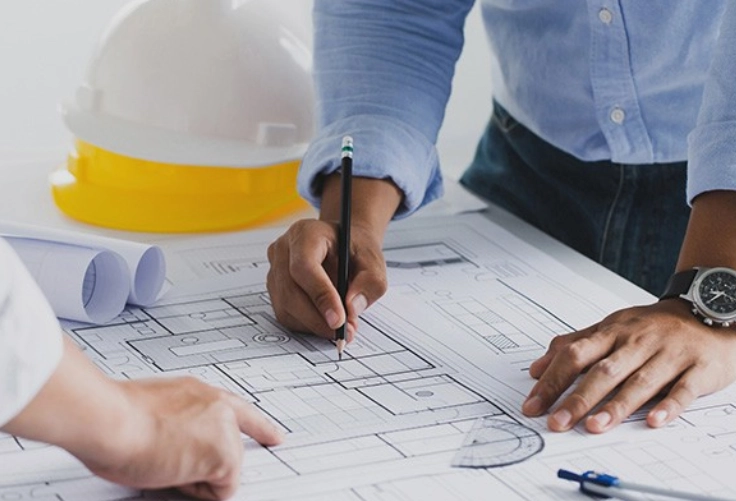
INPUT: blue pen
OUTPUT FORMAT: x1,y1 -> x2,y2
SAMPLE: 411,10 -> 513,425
558,468 -> 736,501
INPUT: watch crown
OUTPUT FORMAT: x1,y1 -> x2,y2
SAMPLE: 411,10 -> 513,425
704,318 -> 714,326
724,322 -> 732,328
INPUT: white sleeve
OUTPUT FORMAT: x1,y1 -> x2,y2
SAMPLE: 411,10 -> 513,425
0,238 -> 63,427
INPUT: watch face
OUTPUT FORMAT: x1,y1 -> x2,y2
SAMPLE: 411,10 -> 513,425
695,268 -> 736,318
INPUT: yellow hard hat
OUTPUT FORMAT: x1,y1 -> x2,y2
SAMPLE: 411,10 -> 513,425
52,0 -> 313,232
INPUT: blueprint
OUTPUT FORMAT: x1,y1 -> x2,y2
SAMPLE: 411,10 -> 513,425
3,213 -> 736,500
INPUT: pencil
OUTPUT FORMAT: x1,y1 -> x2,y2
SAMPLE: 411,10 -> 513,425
335,136 -> 353,360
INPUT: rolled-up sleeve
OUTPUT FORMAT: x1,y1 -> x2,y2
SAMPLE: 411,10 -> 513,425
0,238 -> 63,427
687,2 -> 736,202
298,0 -> 475,218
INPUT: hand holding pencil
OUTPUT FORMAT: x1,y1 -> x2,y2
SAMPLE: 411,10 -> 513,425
266,140 -> 403,348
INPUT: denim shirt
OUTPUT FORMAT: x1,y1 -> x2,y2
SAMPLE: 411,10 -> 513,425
298,0 -> 734,216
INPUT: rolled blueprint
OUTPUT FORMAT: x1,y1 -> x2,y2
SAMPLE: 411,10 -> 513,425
4,237 -> 129,324
0,222 -> 166,306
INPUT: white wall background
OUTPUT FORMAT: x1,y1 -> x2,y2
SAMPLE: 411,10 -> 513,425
0,0 -> 492,180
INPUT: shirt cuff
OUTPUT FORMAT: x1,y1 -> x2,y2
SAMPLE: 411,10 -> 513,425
687,121 -> 736,203
297,115 -> 444,219
0,239 -> 63,427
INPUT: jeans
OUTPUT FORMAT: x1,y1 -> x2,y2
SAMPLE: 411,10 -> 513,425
459,102 -> 690,296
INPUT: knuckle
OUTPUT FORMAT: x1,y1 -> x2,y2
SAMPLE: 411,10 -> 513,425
594,323 -> 617,338
534,380 -> 561,401
566,392 -> 593,415
560,342 -> 589,370
548,335 -> 566,352
673,380 -> 699,404
627,370 -> 653,390
605,400 -> 628,420
372,273 -> 388,298
290,219 -> 311,236
312,289 -> 336,311
210,463 -> 233,483
267,240 -> 278,262
591,358 -> 620,379
266,267 -> 278,292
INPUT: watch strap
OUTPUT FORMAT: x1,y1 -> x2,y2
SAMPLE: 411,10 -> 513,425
660,268 -> 699,300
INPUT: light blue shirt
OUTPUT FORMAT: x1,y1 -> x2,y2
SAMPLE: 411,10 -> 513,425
298,0 -> 736,217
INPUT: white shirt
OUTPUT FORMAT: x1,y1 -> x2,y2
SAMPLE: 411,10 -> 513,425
0,238 -> 63,426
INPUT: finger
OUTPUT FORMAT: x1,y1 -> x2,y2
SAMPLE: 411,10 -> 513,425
528,325 -> 599,379
226,394 -> 284,446
276,279 -> 338,339
268,240 -> 325,335
582,353 -> 683,433
647,366 -> 707,428
548,342 -> 659,432
288,229 -> 344,330
522,330 -> 615,418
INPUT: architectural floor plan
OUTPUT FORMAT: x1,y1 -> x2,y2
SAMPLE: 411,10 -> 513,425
3,213 -> 736,500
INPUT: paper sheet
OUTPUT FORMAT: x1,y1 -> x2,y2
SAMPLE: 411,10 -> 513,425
3,213 -> 736,500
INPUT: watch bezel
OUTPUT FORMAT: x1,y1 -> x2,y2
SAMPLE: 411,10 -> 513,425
691,267 -> 736,324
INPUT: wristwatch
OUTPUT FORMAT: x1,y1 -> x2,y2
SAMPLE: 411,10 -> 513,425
660,267 -> 736,326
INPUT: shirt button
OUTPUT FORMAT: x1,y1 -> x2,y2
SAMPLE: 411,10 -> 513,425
610,107 -> 625,124
599,8 -> 613,24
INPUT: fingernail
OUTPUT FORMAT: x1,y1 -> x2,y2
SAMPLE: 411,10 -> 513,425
589,411 -> 612,429
650,409 -> 668,426
325,309 -> 340,329
522,395 -> 543,415
551,409 -> 572,429
352,294 -> 368,317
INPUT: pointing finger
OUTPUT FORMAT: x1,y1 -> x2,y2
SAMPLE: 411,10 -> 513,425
225,394 -> 284,447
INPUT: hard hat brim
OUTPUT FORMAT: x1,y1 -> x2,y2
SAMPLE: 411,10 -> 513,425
62,100 -> 310,168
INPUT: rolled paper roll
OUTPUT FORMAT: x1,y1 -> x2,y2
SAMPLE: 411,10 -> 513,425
0,222 -> 166,307
4,237 -> 130,324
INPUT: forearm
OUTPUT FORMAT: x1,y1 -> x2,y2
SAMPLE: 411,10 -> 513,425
299,0 -> 476,218
676,190 -> 736,270
320,175 -> 403,240
2,336 -> 135,465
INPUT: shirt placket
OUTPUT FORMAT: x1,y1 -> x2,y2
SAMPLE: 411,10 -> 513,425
587,1 -> 654,164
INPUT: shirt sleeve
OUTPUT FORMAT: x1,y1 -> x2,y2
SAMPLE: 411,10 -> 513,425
298,0 -> 475,218
687,2 -> 736,202
0,238 -> 63,427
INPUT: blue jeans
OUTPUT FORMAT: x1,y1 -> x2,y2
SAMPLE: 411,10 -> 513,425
460,102 -> 690,296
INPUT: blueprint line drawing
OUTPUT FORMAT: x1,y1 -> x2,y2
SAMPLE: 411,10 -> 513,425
5,213 -> 736,500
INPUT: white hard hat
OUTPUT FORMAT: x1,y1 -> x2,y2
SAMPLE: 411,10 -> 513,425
52,0 -> 315,232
